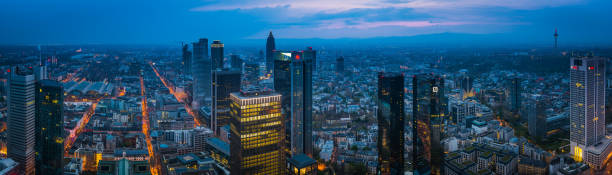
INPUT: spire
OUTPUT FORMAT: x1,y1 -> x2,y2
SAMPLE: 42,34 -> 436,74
268,31 -> 273,38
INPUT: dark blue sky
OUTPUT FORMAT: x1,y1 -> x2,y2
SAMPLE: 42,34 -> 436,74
1,0 -> 611,46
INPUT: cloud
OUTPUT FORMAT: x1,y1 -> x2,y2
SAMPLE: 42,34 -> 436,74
190,0 -> 584,38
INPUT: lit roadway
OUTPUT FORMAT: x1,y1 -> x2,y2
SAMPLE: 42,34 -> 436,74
149,62 -> 202,127
140,71 -> 161,175
64,101 -> 98,155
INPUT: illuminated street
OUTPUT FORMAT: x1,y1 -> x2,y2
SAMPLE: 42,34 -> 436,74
63,101 -> 97,155
150,62 -> 202,126
140,71 -> 160,175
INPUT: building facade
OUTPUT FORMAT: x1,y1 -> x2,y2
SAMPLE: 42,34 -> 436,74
229,90 -> 285,174
211,68 -> 241,134
273,50 -> 314,157
569,56 -> 606,162
35,80 -> 64,175
211,40 -> 224,70
192,38 -> 211,109
413,73 -> 446,175
376,72 -> 404,175
7,66 -> 37,175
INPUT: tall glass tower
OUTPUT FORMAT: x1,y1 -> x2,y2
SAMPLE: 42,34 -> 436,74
273,49 -> 314,157
35,79 -> 64,175
182,44 -> 192,75
229,90 -> 285,174
192,38 -> 210,108
376,72 -> 404,175
412,73 -> 446,175
211,40 -> 224,70
211,68 -> 241,134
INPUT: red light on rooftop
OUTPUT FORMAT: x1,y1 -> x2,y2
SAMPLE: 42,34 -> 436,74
571,66 -> 578,70
295,55 -> 300,60
6,69 -> 10,73
588,66 -> 594,70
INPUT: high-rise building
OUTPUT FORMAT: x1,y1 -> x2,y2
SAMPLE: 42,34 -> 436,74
230,54 -> 243,70
413,73 -> 446,175
182,44 -> 192,75
192,38 -> 211,109
507,77 -> 521,112
266,32 -> 275,73
457,69 -> 474,99
244,63 -> 260,85
211,68 -> 241,134
35,80 -> 64,175
569,56 -> 612,169
526,95 -> 547,139
273,49 -> 314,157
554,29 -> 559,49
211,40 -> 224,69
336,56 -> 344,74
376,72 -> 404,175
7,66 -> 37,175
229,90 -> 285,174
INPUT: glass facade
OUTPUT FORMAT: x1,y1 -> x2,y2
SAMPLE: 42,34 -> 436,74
377,72 -> 404,175
273,49 -> 314,157
35,80 -> 64,175
229,91 -> 285,175
412,73 -> 446,175
211,68 -> 241,134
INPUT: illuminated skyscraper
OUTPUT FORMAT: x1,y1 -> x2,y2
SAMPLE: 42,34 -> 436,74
273,49 -> 314,157
211,40 -> 224,69
376,72 -> 404,175
229,89 -> 285,174
35,79 -> 64,175
7,66 -> 36,175
266,31 -> 275,73
192,38 -> 211,108
413,73 -> 445,175
182,44 -> 192,75
211,68 -> 241,134
569,56 -> 611,169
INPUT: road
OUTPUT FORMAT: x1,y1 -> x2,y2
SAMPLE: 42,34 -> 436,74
140,70 -> 161,175
64,101 -> 98,155
149,62 -> 202,127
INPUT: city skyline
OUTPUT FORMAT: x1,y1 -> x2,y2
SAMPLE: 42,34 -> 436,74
0,1 -> 612,175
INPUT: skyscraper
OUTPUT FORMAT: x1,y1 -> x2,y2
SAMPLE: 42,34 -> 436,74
244,62 -> 260,85
336,56 -> 344,74
229,89 -> 285,174
7,66 -> 36,175
211,40 -> 224,69
377,72 -> 404,175
507,77 -> 521,112
192,38 -> 211,108
35,79 -> 64,175
569,56 -> 611,169
526,95 -> 547,139
182,44 -> 192,75
273,49 -> 314,157
230,54 -> 243,70
211,68 -> 241,134
413,73 -> 446,175
266,31 -> 275,73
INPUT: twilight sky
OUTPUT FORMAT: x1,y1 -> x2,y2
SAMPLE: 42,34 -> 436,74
1,0 -> 611,46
